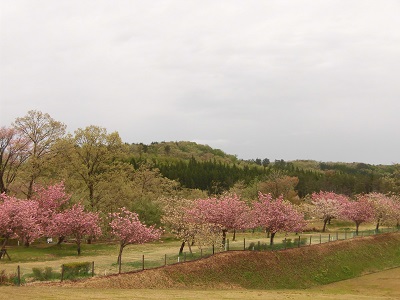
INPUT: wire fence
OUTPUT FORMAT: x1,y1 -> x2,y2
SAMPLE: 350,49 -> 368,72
1,226 -> 399,285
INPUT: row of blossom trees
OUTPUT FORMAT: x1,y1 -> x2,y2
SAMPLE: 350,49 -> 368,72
310,191 -> 400,234
0,182 -> 161,260
162,193 -> 307,250
163,191 -> 400,253
2,181 -> 400,263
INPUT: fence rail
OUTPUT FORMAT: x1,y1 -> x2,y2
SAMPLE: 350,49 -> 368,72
1,227 -> 399,285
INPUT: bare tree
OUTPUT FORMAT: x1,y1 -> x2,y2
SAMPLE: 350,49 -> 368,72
0,127 -> 30,194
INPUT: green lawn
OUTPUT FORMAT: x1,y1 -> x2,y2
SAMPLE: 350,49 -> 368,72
1,223 -> 397,284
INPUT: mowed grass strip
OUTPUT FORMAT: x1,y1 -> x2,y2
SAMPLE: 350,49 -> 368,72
3,268 -> 399,300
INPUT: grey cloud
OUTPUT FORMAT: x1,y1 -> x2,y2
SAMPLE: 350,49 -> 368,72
1,0 -> 399,164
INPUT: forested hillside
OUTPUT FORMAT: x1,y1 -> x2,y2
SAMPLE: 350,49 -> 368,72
127,141 -> 400,197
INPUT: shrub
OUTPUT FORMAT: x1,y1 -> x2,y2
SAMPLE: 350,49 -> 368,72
247,242 -> 256,250
32,267 -> 60,281
62,262 -> 92,280
0,270 -> 22,286
0,270 -> 10,285
247,242 -> 270,251
283,238 -> 293,246
303,227 -> 321,233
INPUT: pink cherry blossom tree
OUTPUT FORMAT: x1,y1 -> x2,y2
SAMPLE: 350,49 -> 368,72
390,195 -> 400,228
363,193 -> 394,231
311,191 -> 349,232
13,199 -> 42,247
51,203 -> 102,255
0,194 -> 42,247
109,207 -> 161,273
31,182 -> 71,243
186,194 -> 252,247
253,193 -> 306,245
0,195 -> 19,249
339,197 -> 374,235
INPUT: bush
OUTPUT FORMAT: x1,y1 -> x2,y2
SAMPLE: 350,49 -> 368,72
247,242 -> 256,250
247,242 -> 270,251
283,238 -> 293,246
32,267 -> 60,281
303,227 -> 321,233
62,262 -> 92,280
0,270 -> 22,286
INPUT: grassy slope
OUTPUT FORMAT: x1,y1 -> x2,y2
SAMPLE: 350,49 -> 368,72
71,232 -> 400,290
2,272 -> 400,300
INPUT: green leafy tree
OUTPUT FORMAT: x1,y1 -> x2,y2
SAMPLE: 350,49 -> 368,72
258,170 -> 299,203
13,111 -> 66,198
65,126 -> 131,212
130,163 -> 180,226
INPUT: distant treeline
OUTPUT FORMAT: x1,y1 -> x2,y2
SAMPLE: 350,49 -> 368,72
131,155 -> 398,197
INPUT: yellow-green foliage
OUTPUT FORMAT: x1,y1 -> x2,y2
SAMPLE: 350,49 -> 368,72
62,262 -> 91,280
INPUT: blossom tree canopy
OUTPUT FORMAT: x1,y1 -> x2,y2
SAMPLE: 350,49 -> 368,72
160,196 -> 198,254
31,182 -> 71,237
0,194 -> 42,247
311,191 -> 349,232
390,195 -> 400,227
339,197 -> 374,235
32,182 -> 70,212
253,193 -> 306,245
51,203 -> 102,255
363,192 -> 395,231
109,207 -> 161,270
186,193 -> 252,246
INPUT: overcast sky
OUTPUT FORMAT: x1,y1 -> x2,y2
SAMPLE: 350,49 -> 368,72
1,1 -> 399,165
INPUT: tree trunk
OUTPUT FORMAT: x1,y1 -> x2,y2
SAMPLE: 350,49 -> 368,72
269,232 -> 276,245
269,232 -> 276,246
77,240 -> 81,255
1,237 -> 9,249
0,176 -> 6,194
187,241 -> 193,255
27,177 -> 34,199
375,219 -> 380,232
222,229 -> 227,247
89,183 -> 95,210
355,223 -> 360,235
57,236 -> 65,245
117,245 -> 124,273
232,229 -> 236,241
179,241 -> 185,254
322,218 -> 328,232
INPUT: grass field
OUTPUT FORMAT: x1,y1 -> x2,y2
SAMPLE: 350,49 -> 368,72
1,222 -> 399,299
0,228 -> 343,276
0,267 -> 399,300
1,220 -> 394,277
